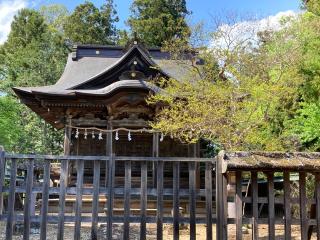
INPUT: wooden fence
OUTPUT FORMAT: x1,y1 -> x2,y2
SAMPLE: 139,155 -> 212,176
2,149 -> 320,239
0,150 -> 215,240
216,151 -> 320,240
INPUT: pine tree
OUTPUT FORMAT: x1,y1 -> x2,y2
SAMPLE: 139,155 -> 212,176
128,0 -> 191,47
63,0 -> 119,45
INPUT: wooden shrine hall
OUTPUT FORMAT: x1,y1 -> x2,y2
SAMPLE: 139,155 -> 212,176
13,41 -> 204,186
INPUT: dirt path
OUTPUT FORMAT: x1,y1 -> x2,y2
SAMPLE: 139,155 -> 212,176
0,222 -> 317,239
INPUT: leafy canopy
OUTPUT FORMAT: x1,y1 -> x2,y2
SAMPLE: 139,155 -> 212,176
149,13 -> 309,151
63,0 -> 119,45
128,0 -> 191,47
0,8 -> 67,153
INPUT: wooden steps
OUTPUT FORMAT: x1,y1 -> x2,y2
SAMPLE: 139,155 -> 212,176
47,195 -> 213,215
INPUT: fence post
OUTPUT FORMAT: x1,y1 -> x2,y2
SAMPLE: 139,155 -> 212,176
216,150 -> 228,240
0,146 -> 4,215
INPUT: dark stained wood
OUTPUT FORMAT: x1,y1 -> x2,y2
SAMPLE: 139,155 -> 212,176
74,159 -> 84,240
140,161 -> 147,240
57,160 -> 68,240
316,173 -> 320,240
6,158 -> 17,240
205,162 -> 213,240
216,151 -> 227,240
267,172 -> 275,240
4,154 -> 213,162
157,160 -> 164,240
63,117 -> 72,155
251,171 -> 258,240
284,171 -> 291,240
106,133 -> 114,240
173,161 -> 180,240
222,173 -> 228,240
0,148 -> 5,215
299,172 -> 308,240
123,160 -> 131,240
105,130 -> 113,188
236,171 -> 242,240
91,160 -> 100,240
189,162 -> 196,240
152,133 -> 159,187
40,161 -> 50,240
23,159 -> 34,240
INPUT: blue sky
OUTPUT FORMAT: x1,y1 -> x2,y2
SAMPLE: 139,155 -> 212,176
0,0 -> 301,43
39,0 -> 301,29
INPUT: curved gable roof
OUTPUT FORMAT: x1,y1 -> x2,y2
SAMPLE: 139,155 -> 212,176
13,43 -> 203,98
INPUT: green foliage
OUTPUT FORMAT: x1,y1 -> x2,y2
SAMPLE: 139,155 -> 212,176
63,0 -> 119,45
5,9 -> 47,49
0,96 -> 25,151
0,8 -> 68,94
128,0 -> 191,47
149,13 -> 309,151
304,0 -> 320,16
0,8 -> 67,154
0,96 -> 63,154
286,103 -> 320,151
39,4 -> 69,32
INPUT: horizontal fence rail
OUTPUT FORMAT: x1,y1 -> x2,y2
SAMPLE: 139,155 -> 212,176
0,151 -> 216,240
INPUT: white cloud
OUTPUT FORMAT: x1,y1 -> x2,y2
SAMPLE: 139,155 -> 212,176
0,0 -> 27,44
211,10 -> 299,51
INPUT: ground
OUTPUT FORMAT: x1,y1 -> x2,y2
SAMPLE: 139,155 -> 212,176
0,222 -> 317,239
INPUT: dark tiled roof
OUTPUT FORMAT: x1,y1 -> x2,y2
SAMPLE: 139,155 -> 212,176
13,44 -> 200,96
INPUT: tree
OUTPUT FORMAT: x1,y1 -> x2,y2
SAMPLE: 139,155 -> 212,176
148,14 -> 304,151
5,8 -> 47,49
0,8 -> 67,154
63,0 -> 119,45
282,10 -> 320,150
128,0 -> 191,47
304,0 -> 320,16
39,4 -> 69,32
0,9 -> 68,94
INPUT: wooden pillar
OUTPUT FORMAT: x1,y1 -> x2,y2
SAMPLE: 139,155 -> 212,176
152,132 -> 159,187
63,115 -> 72,155
105,123 -> 113,187
188,143 -> 200,188
63,115 -> 72,186
216,150 -> 228,240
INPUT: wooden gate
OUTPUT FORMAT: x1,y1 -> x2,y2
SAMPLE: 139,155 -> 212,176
216,151 -> 320,240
